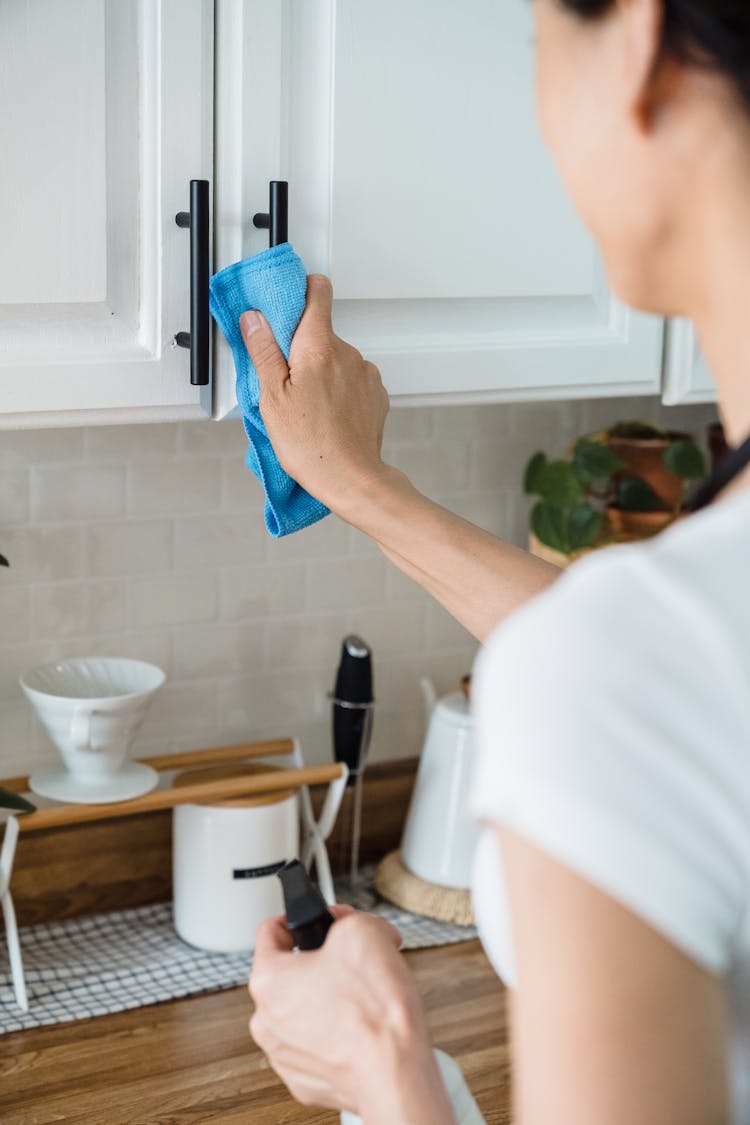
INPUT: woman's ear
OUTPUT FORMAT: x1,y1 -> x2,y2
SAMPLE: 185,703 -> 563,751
619,0 -> 671,130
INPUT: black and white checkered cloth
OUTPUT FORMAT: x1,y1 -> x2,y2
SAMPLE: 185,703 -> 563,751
0,873 -> 476,1033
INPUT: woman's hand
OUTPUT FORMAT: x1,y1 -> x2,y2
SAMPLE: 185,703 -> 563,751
248,907 -> 455,1122
240,274 -> 391,516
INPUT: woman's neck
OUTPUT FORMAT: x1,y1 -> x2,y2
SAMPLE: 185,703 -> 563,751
689,130 -> 750,452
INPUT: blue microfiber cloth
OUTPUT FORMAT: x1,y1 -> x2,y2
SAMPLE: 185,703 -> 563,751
209,243 -> 330,537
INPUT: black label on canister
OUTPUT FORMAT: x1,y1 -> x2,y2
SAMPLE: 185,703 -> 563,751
232,861 -> 286,880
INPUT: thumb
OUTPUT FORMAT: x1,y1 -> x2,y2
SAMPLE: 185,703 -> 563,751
239,310 -> 289,393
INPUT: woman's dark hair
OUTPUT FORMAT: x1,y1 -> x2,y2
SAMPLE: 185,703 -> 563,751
558,1 -> 750,113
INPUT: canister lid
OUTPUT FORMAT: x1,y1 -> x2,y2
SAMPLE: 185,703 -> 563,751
172,762 -> 295,808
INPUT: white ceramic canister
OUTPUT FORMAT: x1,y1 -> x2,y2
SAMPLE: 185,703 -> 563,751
399,684 -> 479,890
172,765 -> 299,953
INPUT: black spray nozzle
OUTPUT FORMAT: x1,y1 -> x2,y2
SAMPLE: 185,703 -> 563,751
277,860 -> 335,951
333,635 -> 373,705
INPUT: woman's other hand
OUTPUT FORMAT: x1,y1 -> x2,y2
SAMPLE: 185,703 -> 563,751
248,906 -> 454,1122
240,275 -> 391,517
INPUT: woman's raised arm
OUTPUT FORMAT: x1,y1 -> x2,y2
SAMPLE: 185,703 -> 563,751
241,275 -> 557,643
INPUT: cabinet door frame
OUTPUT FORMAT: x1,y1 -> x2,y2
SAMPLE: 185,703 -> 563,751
662,319 -> 716,405
0,0 -> 214,429
213,0 -> 663,420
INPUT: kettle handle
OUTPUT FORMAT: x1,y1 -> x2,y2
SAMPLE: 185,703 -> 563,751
420,677 -> 438,726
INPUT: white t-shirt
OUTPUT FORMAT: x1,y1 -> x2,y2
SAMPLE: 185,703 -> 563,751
471,485 -> 750,1123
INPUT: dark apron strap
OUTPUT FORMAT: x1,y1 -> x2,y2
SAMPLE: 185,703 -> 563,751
684,430 -> 750,513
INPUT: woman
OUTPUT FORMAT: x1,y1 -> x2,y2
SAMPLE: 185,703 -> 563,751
242,1 -> 750,1121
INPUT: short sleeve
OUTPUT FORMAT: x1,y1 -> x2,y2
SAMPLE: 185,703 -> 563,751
472,545 -> 749,974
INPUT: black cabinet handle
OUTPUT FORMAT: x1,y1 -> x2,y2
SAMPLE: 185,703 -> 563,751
253,181 -> 288,248
175,179 -> 210,387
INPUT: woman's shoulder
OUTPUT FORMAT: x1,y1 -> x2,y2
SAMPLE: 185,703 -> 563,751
483,491 -> 750,691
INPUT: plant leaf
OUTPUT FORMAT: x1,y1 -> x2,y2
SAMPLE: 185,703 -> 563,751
572,440 -> 626,484
568,503 -> 603,551
0,787 -> 35,813
0,553 -> 8,567
537,460 -> 584,509
663,440 -> 706,480
523,452 -> 547,495
616,475 -> 663,512
531,501 -> 568,554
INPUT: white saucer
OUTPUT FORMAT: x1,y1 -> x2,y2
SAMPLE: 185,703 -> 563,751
29,762 -> 159,804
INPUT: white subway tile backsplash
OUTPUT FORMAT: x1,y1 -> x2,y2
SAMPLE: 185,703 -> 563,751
432,402 -> 508,442
0,429 -> 84,466
138,683 -> 220,749
0,701 -> 34,776
0,470 -> 30,524
266,612 -> 350,672
368,707 -> 426,764
33,580 -> 126,641
220,563 -> 307,620
471,435 -> 540,491
378,651 -> 477,716
0,586 -> 31,644
55,630 -> 173,673
218,669 -> 326,734
172,621 -> 265,681
32,464 -> 125,522
390,441 -> 471,493
178,418 -> 246,457
265,515 -> 350,561
0,642 -> 61,702
128,459 -> 221,515
426,603 -> 476,650
0,398 -> 717,776
0,527 -> 83,584
386,565 -> 434,608
175,513 -> 265,569
129,572 -> 218,629
86,424 -> 178,460
306,557 -> 387,613
86,519 -> 173,577
383,406 -> 436,444
349,604 -> 428,659
222,456 -> 266,511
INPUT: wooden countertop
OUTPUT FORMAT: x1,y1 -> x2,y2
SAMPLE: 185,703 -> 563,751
0,939 -> 511,1124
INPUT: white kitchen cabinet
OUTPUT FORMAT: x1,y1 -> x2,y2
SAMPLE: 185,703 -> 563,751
211,0 -> 664,418
0,0 -> 213,428
663,319 -> 716,405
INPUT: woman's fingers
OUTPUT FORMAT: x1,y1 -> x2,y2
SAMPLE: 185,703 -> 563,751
239,309 -> 289,394
329,903 -> 355,921
291,274 -> 335,355
237,273 -> 389,513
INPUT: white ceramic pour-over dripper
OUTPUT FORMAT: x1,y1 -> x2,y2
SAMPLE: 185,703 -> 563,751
21,658 -> 165,801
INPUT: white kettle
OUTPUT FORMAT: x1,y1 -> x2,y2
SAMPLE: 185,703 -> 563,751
399,678 -> 479,890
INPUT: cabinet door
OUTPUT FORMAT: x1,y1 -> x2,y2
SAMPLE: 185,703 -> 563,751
0,0 -> 213,428
212,0 -> 663,418
663,320 -> 716,405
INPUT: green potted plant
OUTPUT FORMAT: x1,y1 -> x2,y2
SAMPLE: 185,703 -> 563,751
524,420 -> 707,568
0,552 -> 36,814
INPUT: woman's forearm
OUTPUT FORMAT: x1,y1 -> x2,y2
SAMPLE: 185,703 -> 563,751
338,465 -> 560,643
238,284 -> 559,641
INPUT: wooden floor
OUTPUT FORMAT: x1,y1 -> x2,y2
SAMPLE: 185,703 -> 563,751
1,940 -> 511,1124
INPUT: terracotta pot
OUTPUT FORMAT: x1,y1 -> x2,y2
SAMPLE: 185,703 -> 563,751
605,506 -> 675,542
606,430 -> 690,512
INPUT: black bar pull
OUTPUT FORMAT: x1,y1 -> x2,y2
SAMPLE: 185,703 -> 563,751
175,179 -> 210,386
253,181 -> 288,248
